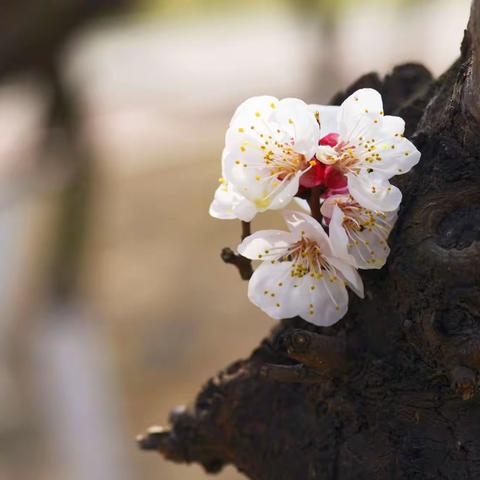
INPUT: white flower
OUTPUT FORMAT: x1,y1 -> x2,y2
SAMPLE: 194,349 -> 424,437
221,96 -> 320,217
310,88 -> 420,211
209,149 -> 258,221
238,210 -> 364,326
321,195 -> 398,269
209,178 -> 257,221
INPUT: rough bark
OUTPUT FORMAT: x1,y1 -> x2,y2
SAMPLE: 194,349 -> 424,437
139,3 -> 480,478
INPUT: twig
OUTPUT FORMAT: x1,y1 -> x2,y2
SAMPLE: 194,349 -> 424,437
137,413 -> 226,473
137,426 -> 173,452
221,221 -> 253,280
221,248 -> 253,280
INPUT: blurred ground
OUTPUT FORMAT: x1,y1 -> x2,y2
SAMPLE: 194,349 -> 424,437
0,0 -> 471,479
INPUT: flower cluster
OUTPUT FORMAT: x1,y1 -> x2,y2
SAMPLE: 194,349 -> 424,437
210,89 -> 420,326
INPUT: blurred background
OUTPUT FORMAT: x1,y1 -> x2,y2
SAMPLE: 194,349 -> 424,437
0,0 -> 471,479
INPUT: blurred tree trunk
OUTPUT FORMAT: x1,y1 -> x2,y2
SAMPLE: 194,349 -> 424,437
139,1 -> 480,479
0,3 -> 132,479
0,0 -> 129,79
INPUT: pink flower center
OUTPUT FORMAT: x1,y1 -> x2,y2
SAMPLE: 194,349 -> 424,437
320,132 -> 340,148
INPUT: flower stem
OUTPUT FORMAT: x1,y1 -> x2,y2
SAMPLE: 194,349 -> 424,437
308,186 -> 323,222
241,221 -> 251,240
219,221 -> 253,281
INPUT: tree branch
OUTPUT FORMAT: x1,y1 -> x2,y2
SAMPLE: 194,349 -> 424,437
220,221 -> 253,280
220,247 -> 253,280
140,5 -> 480,474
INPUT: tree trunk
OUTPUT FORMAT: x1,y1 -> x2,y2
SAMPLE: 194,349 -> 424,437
139,2 -> 480,478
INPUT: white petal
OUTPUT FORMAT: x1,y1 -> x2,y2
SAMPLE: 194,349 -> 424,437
347,172 -> 402,211
230,95 -> 279,126
293,197 -> 311,213
352,124 -> 421,179
327,205 -> 353,263
223,151 -> 302,212
320,194 -> 349,219
346,267 -> 364,298
268,170 -> 302,210
345,209 -> 397,270
338,88 -> 384,140
282,210 -> 332,254
309,104 -> 340,137
238,230 -> 293,260
209,184 -> 236,220
231,197 -> 258,222
209,182 -> 257,221
223,135 -> 270,198
345,114 -> 404,148
222,144 -> 283,212
382,115 -> 405,135
327,256 -> 364,299
248,261 -> 304,320
298,274 -> 349,326
275,98 -> 320,159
